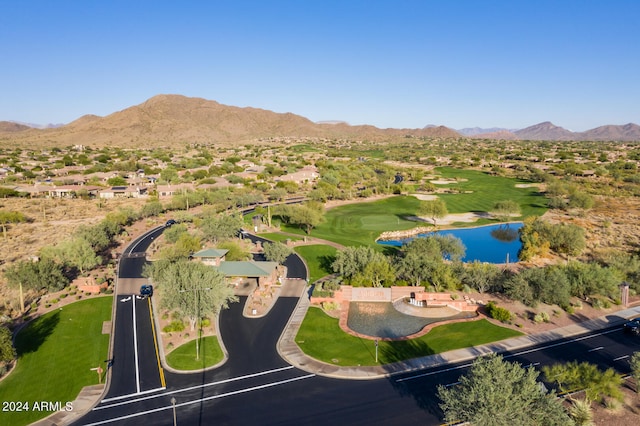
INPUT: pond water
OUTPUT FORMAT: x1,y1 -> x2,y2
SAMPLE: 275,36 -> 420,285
378,222 -> 523,264
347,302 -> 476,339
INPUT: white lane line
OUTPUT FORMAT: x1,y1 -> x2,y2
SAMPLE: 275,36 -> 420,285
445,381 -> 460,387
588,346 -> 604,352
614,355 -> 630,361
84,374 -> 315,425
132,297 -> 141,394
101,386 -> 166,403
96,365 -> 296,410
397,328 -> 619,383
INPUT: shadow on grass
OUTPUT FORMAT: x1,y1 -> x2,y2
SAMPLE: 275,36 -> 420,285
15,311 -> 60,355
317,255 -> 336,275
379,337 -> 435,364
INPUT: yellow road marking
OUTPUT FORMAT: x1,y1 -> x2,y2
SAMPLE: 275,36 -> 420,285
148,297 -> 166,387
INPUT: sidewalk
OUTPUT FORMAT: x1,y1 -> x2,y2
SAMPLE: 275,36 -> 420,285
276,289 -> 640,380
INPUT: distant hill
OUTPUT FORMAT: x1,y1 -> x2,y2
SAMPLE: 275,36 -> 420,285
0,121 -> 31,132
578,123 -> 640,141
1,95 -> 638,148
514,122 -> 575,140
469,122 -> 640,141
0,94 -> 461,148
457,127 -> 515,136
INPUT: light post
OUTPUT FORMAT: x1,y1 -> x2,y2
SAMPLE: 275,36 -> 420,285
170,397 -> 177,426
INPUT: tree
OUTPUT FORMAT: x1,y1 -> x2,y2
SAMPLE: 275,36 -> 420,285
492,200 -> 521,221
352,257 -> 396,287
263,242 -> 293,265
630,352 -> 640,394
289,204 -> 324,235
543,361 -> 623,404
0,326 -> 16,364
463,261 -> 501,293
438,353 -> 572,426
5,259 -> 69,311
42,238 -> 101,274
106,176 -> 127,186
199,213 -> 244,243
0,210 -> 27,240
418,199 -> 448,228
398,237 -> 442,286
149,259 -> 237,332
332,246 -> 379,283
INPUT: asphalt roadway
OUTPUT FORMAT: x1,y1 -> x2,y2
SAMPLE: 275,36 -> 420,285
57,227 -> 640,426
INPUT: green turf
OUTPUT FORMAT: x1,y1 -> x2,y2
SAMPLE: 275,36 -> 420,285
435,167 -> 547,221
165,335 -> 223,370
279,170 -> 546,246
293,245 -> 338,282
295,307 -> 523,366
282,196 -> 422,247
0,297 -> 112,426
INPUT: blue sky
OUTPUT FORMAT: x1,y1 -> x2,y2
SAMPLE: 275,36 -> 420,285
1,0 -> 638,131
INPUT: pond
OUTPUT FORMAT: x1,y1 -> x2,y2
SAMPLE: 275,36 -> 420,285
378,222 -> 523,264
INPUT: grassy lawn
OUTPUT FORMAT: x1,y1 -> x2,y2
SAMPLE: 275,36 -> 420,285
435,167 -> 547,221
293,245 -> 337,282
165,335 -> 223,370
296,307 -> 523,366
278,170 -> 546,246
282,196 -> 422,247
0,297 -> 112,426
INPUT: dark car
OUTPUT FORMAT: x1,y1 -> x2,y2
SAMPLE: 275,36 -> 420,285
165,219 -> 176,227
623,317 -> 640,335
140,284 -> 153,298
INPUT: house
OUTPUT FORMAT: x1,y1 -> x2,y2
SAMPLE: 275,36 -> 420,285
192,248 -> 228,266
156,183 -> 195,198
215,261 -> 279,287
275,165 -> 319,184
48,185 -> 102,198
99,186 -> 148,199
192,248 -> 280,286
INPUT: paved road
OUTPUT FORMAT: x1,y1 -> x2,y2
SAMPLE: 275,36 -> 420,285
70,226 -> 640,425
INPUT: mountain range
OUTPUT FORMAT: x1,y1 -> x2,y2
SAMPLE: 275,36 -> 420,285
1,94 -> 638,148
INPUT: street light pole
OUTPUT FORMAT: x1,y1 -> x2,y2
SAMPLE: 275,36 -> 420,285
171,397 -> 177,426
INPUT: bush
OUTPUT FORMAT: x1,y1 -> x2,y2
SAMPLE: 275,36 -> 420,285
200,318 -> 211,328
60,293 -> 68,299
163,321 -> 185,333
321,301 -> 340,311
485,301 -> 512,323
50,298 -> 59,304
533,312 -> 550,324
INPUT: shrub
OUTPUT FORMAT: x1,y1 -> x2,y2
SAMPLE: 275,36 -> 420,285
533,312 -> 550,324
166,342 -> 174,351
76,295 -> 82,300
50,298 -> 59,304
200,318 -> 211,328
162,321 -> 185,333
591,298 -> 604,309
485,301 -> 512,323
60,293 -> 68,299
321,301 -> 340,311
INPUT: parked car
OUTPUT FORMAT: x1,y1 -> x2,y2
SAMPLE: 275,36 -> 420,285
623,317 -> 640,335
165,219 -> 176,227
140,284 -> 153,298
